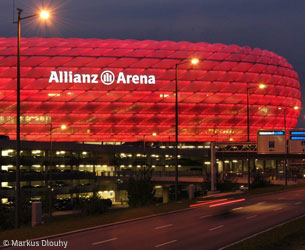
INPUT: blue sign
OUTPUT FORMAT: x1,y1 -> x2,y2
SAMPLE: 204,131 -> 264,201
290,131 -> 305,135
290,136 -> 305,140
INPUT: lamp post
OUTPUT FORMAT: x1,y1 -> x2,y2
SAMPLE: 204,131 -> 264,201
143,132 -> 157,163
47,123 -> 66,216
175,58 -> 199,201
279,106 -> 299,186
15,8 -> 50,228
279,107 -> 288,186
246,84 -> 266,189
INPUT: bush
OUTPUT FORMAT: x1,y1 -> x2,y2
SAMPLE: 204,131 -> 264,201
217,173 -> 238,192
0,204 -> 14,230
251,171 -> 271,188
0,201 -> 31,230
203,172 -> 238,192
74,198 -> 111,216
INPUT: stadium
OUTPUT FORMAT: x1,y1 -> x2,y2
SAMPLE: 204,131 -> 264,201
0,37 -> 301,142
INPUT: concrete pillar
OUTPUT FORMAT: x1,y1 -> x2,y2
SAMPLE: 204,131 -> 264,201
211,142 -> 216,191
115,190 -> 120,203
162,186 -> 169,204
32,201 -> 42,227
188,184 -> 195,200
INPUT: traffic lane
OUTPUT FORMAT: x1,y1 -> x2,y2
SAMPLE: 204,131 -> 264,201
149,199 -> 305,250
6,188 -> 305,249
213,200 -> 305,249
246,188 -> 305,203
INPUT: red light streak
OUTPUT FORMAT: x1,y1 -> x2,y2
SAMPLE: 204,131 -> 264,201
189,199 -> 228,208
209,198 -> 246,207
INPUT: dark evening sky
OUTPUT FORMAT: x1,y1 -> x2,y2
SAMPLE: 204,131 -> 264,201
0,0 -> 304,127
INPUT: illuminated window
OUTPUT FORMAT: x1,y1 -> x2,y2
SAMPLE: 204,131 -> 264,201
1,149 -> 15,157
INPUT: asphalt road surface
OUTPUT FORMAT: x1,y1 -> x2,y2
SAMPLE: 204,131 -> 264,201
5,188 -> 305,250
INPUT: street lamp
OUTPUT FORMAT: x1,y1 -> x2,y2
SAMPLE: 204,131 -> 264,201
175,58 -> 199,200
278,106 -> 300,186
246,83 -> 266,189
15,8 -> 50,228
47,123 -> 66,216
246,84 -> 266,142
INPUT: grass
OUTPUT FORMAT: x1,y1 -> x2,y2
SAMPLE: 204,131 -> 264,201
0,200 -> 194,242
226,215 -> 305,250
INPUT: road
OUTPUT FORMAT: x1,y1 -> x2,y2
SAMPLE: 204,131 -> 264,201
5,188 -> 305,250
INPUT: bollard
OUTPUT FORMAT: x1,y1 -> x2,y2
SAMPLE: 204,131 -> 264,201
162,187 -> 169,204
32,201 -> 42,227
188,184 -> 195,200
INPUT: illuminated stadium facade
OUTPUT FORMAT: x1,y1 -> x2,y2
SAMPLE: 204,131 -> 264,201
0,37 -> 301,142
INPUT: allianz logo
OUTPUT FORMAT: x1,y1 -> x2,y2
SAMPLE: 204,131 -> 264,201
49,71 -> 156,85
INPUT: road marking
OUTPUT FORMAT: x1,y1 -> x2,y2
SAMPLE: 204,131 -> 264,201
273,207 -> 283,211
199,215 -> 211,219
246,215 -> 257,220
295,202 -> 302,205
154,224 -> 173,230
92,238 -> 118,245
154,240 -> 177,248
257,202 -> 265,205
232,207 -> 243,211
209,225 -> 224,231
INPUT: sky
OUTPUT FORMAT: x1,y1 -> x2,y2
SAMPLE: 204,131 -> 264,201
0,0 -> 304,126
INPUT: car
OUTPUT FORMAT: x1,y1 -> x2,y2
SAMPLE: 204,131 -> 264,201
239,185 -> 249,191
54,181 -> 68,187
54,198 -> 73,211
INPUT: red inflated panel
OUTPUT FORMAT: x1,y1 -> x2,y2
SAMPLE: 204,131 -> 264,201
0,37 -> 301,142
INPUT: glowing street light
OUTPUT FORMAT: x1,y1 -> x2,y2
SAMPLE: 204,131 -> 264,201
191,58 -> 199,65
174,58 -> 199,200
39,10 -> 50,20
15,7 -> 51,228
60,124 -> 67,130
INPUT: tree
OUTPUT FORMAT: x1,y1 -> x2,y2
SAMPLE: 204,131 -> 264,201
251,170 -> 270,188
127,166 -> 155,207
